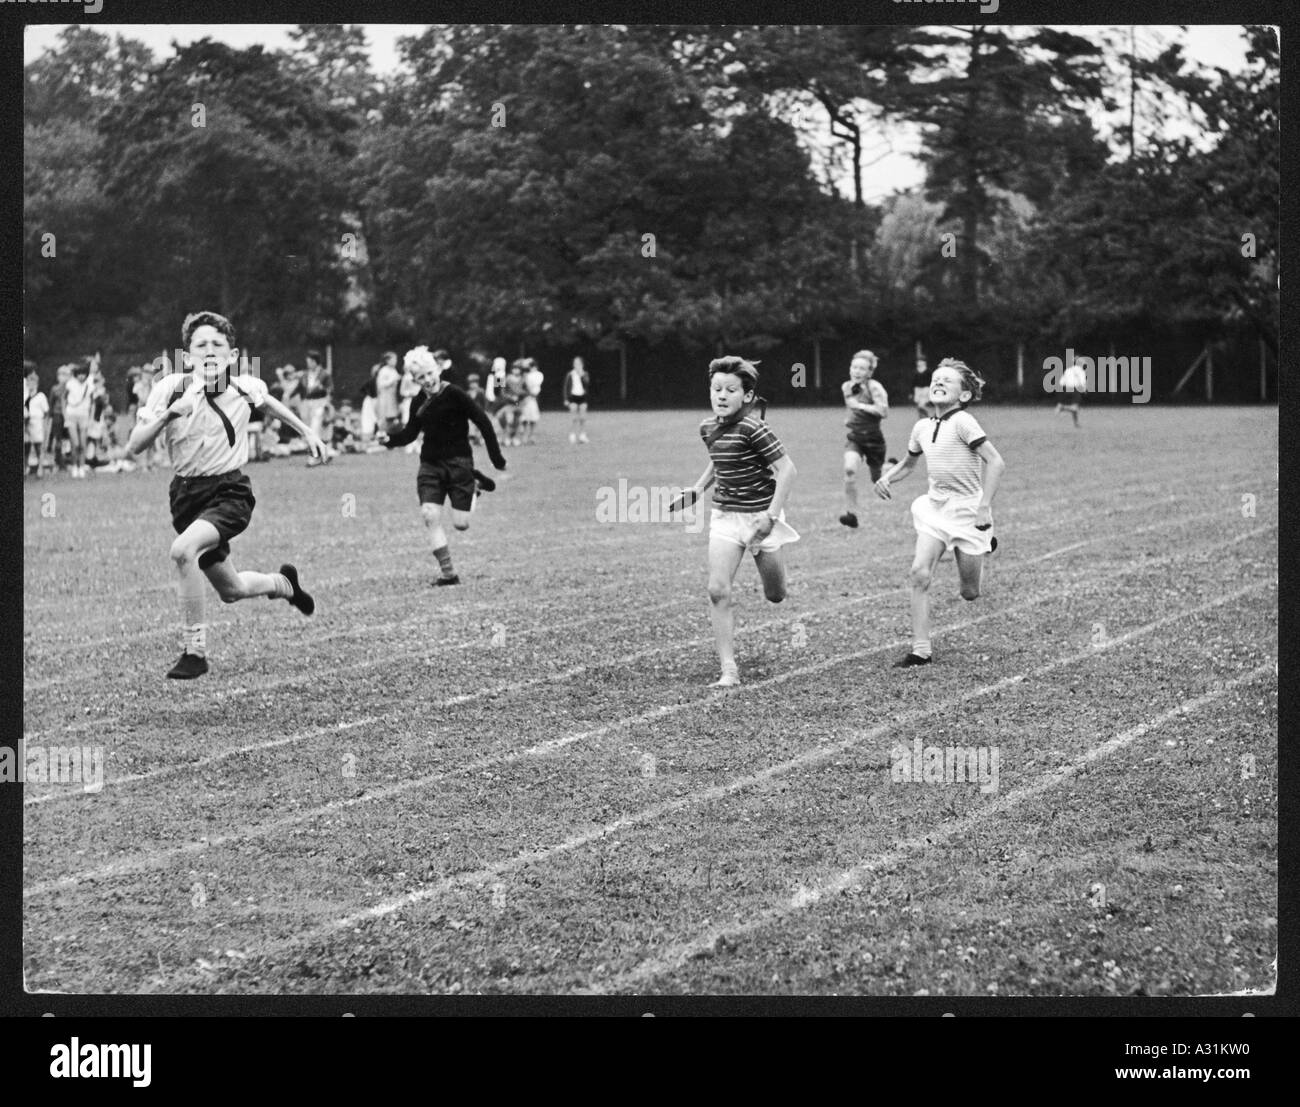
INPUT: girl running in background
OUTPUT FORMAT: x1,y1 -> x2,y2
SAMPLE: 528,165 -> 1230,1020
671,356 -> 798,687
875,358 -> 1005,669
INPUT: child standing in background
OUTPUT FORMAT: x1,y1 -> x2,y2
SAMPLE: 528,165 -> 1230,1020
564,356 -> 590,444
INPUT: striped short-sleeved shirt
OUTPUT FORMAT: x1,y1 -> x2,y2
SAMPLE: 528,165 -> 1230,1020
138,372 -> 268,477
700,414 -> 786,511
907,408 -> 989,501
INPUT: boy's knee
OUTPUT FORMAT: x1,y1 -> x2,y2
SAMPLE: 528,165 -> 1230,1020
453,520 -> 470,532
215,583 -> 244,605
908,564 -> 932,590
169,538 -> 197,568
764,587 -> 786,604
707,579 -> 730,605
420,504 -> 441,523
960,583 -> 980,601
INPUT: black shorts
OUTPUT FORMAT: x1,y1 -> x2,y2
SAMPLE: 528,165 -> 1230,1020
845,436 -> 887,477
417,457 -> 476,512
170,470 -> 256,569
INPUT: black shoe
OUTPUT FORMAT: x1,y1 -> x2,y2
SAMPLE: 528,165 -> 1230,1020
990,536 -> 998,553
167,652 -> 209,680
886,457 -> 898,466
280,563 -> 315,616
892,652 -> 932,668
839,512 -> 859,529
434,574 -> 461,586
472,469 -> 496,493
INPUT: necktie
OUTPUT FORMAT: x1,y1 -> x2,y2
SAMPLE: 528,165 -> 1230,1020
205,391 -> 236,446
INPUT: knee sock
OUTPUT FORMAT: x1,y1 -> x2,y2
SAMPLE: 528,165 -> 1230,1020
177,569 -> 207,657
432,545 -> 456,578
245,571 -> 293,600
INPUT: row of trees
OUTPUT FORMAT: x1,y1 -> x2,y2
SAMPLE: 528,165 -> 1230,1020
25,24 -> 1278,378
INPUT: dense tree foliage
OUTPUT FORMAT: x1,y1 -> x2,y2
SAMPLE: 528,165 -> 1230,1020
24,23 -> 1278,388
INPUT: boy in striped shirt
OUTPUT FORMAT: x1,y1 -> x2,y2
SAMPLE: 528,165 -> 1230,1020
127,311 -> 326,679
673,357 -> 798,687
874,358 -> 1006,668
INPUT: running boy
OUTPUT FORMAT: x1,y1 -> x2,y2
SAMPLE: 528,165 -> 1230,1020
874,358 -> 1005,668
1055,361 -> 1087,427
672,356 -> 798,687
839,349 -> 893,528
127,311 -> 325,679
380,345 -> 507,586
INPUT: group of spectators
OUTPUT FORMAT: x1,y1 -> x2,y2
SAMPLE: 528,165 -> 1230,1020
24,345 -> 593,477
23,355 -> 125,477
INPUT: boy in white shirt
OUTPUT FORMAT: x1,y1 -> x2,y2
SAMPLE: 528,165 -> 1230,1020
875,358 -> 1006,668
128,311 -> 326,679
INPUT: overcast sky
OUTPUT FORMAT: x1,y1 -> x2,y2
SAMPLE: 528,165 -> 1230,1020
24,23 -> 1262,202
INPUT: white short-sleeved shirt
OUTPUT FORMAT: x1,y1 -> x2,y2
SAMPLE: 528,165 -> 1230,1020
63,375 -> 94,417
138,372 -> 269,477
907,408 -> 989,502
1061,365 -> 1088,392
26,390 -> 49,428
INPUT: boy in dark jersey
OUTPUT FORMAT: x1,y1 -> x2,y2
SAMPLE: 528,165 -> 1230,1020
840,349 -> 893,528
381,346 -> 507,586
671,356 -> 798,687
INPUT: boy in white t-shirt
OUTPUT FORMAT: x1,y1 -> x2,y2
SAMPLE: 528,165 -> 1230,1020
1055,362 -> 1087,426
127,311 -> 326,680
875,358 -> 1006,668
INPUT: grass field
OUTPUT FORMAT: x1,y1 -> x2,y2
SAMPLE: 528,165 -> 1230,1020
22,404 -> 1278,997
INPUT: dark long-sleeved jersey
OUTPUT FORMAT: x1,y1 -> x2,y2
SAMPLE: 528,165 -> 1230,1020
386,382 -> 505,466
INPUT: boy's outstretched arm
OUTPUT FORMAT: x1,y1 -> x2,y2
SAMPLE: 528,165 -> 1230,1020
380,402 -> 421,448
262,394 -> 325,458
874,452 -> 918,499
974,441 -> 1005,529
127,377 -> 200,456
670,462 -> 715,513
466,395 -> 508,469
765,454 -> 796,519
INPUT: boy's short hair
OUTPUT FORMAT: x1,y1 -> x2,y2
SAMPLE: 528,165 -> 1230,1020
936,357 -> 985,404
850,349 -> 878,369
182,311 -> 237,349
708,355 -> 761,393
306,349 -> 323,363
432,349 -> 450,360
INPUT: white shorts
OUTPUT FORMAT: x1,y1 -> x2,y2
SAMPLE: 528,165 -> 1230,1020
911,493 -> 992,556
710,508 -> 800,554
